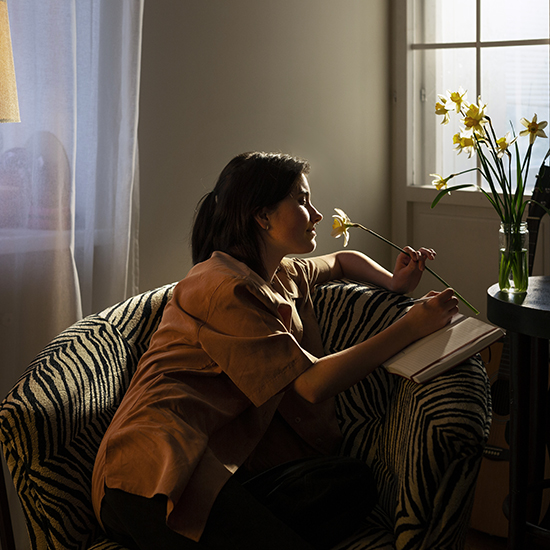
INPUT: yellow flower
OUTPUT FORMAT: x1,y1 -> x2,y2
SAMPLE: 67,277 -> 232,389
453,132 -> 476,158
435,95 -> 450,125
519,114 -> 548,145
463,96 -> 487,135
430,173 -> 451,191
496,132 -> 517,158
331,208 -> 352,247
447,87 -> 467,113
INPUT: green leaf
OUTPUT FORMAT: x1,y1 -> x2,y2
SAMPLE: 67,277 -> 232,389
478,188 -> 499,213
430,184 -> 474,208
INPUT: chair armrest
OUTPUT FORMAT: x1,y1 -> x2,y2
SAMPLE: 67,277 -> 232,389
313,280 -> 492,549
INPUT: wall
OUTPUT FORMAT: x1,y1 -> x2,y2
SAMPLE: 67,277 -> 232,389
2,5 -> 390,549
138,0 -> 391,291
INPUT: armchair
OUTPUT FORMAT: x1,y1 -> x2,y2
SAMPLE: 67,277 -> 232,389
0,280 -> 491,550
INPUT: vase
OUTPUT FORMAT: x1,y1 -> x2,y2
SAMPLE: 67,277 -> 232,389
498,222 -> 529,294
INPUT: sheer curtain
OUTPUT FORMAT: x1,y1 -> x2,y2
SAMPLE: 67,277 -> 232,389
1,0 -> 143,545
0,2 -> 142,542
0,0 -> 143,389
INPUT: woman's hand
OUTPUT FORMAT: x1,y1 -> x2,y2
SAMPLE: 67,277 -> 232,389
291,287 -> 459,404
389,246 -> 436,294
403,288 -> 459,340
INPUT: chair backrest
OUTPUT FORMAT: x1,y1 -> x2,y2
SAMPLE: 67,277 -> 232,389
0,283 -> 175,550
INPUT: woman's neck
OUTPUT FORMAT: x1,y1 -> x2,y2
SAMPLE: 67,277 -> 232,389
262,250 -> 285,283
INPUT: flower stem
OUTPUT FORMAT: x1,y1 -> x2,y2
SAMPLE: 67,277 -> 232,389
353,223 -> 480,315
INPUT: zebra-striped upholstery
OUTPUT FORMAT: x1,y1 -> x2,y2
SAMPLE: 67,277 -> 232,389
0,280 -> 491,550
315,282 -> 491,550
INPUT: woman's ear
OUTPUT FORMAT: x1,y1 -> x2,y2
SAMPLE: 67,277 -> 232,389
254,208 -> 270,231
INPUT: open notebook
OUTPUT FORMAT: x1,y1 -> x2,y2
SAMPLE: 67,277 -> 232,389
382,314 -> 505,384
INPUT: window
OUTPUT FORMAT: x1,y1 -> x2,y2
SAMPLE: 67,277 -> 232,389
390,0 -> 550,318
409,0 -> 550,193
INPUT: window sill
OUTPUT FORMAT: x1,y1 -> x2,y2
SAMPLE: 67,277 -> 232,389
405,184 -> 535,209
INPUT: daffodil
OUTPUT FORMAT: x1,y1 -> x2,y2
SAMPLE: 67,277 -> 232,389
435,96 -> 450,125
496,132 -> 517,158
463,97 -> 487,135
331,208 -> 479,315
453,131 -> 476,158
519,114 -> 548,145
430,173 -> 451,190
446,87 -> 467,113
331,208 -> 352,247
430,89 -> 550,296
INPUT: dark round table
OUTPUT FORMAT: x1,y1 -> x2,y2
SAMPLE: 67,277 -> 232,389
487,276 -> 550,549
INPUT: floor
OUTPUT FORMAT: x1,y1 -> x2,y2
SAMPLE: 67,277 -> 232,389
465,529 -> 507,550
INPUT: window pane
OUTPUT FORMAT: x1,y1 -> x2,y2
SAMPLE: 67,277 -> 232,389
481,0 -> 549,42
412,48 -> 477,186
481,45 -> 550,192
413,0 -> 476,44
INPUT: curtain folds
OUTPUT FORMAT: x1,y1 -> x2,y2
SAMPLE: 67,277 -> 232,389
0,0 -> 143,405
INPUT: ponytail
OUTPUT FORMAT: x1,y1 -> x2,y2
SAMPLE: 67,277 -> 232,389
191,191 -> 218,266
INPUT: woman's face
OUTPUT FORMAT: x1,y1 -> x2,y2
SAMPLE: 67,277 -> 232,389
262,174 -> 323,257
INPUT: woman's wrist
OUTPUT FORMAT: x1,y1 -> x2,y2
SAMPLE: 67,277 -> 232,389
387,275 -> 411,295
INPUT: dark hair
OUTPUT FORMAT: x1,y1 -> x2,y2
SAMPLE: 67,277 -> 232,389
192,151 -> 310,279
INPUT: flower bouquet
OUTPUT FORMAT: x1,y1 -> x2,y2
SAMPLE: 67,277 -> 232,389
430,88 -> 550,293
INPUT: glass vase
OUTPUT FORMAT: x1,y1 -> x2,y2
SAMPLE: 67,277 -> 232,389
498,222 -> 529,294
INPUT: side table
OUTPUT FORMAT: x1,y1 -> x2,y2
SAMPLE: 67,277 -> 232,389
487,276 -> 550,549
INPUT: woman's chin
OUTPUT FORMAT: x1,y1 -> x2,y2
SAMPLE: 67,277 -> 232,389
305,239 -> 317,253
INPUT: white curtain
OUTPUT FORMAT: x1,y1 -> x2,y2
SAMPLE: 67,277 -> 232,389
0,0 -> 142,428
1,0 -> 143,546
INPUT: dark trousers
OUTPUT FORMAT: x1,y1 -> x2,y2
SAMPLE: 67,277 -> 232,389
100,456 -> 377,550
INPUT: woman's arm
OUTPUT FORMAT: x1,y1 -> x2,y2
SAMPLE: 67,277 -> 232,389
292,288 -> 458,404
317,248 -> 436,294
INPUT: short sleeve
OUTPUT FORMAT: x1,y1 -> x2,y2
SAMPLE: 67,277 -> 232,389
289,256 -> 332,288
198,278 -> 317,407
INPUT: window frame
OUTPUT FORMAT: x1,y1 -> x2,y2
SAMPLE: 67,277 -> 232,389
392,0 -> 550,195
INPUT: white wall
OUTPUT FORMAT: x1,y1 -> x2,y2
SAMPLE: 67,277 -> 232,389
138,0 -> 391,291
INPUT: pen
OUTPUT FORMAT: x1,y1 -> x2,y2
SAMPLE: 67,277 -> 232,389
396,297 -> 432,308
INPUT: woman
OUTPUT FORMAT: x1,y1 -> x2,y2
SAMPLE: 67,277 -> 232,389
91,152 -> 458,550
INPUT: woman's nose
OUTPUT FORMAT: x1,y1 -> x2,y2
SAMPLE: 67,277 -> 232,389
310,205 -> 323,224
